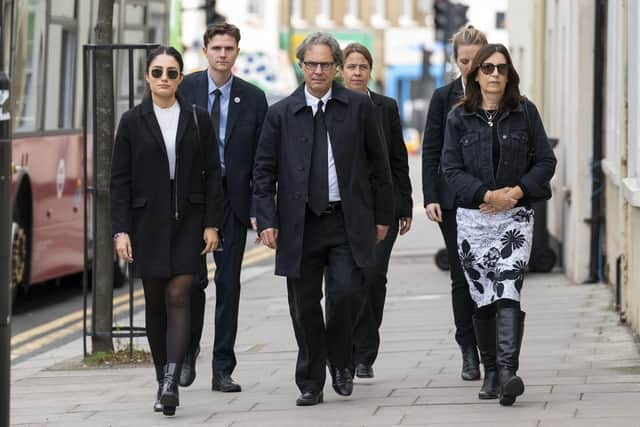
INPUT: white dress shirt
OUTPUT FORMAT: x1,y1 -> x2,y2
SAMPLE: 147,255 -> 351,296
304,85 -> 341,202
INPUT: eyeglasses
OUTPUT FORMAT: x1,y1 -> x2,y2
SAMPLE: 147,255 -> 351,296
479,63 -> 509,76
301,61 -> 335,71
150,67 -> 180,80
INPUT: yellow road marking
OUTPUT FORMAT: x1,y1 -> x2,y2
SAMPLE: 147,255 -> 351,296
11,245 -> 274,360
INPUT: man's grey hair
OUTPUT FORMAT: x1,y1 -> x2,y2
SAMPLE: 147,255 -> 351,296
295,32 -> 344,67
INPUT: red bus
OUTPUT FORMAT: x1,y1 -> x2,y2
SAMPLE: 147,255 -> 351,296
5,0 -> 172,303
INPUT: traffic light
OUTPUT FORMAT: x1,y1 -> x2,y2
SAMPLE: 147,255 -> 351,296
433,0 -> 469,43
206,0 -> 226,25
433,0 -> 451,42
448,3 -> 469,39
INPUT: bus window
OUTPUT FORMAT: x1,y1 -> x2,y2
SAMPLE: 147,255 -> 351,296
12,0 -> 46,132
45,24 -> 77,130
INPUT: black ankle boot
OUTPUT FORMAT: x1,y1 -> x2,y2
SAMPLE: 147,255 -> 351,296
154,365 -> 164,412
460,345 -> 481,381
160,363 -> 180,415
496,307 -> 526,406
473,316 -> 498,399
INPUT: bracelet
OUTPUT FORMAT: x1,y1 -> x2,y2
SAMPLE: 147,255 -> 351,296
113,232 -> 128,241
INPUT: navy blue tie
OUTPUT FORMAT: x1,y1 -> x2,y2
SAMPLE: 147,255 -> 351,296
210,88 -> 221,143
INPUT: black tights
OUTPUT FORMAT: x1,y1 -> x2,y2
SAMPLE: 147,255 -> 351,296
475,299 -> 521,320
143,274 -> 193,369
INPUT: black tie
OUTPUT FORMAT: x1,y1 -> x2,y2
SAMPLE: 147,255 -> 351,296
210,88 -> 221,142
308,100 -> 329,215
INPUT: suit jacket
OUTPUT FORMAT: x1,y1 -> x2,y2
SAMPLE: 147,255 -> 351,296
370,91 -> 413,218
422,77 -> 464,210
110,95 -> 224,278
253,82 -> 394,278
178,70 -> 268,226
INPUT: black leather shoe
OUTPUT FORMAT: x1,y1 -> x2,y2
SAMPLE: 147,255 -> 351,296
330,368 -> 353,396
154,381 -> 163,412
180,346 -> 199,387
153,365 -> 164,412
160,363 -> 180,416
211,372 -> 242,392
355,363 -> 374,379
460,345 -> 481,381
295,390 -> 323,406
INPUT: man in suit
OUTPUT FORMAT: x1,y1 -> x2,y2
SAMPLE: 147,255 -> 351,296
178,22 -> 268,392
253,32 -> 394,406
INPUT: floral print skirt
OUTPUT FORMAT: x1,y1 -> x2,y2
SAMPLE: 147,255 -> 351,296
456,207 -> 535,308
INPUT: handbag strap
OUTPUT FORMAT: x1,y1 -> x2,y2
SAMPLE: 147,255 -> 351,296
192,104 -> 207,177
521,97 -> 536,163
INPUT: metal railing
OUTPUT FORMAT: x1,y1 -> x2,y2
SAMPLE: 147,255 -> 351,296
82,43 -> 159,358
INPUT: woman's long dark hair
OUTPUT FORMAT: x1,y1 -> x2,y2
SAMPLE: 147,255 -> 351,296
458,43 -> 522,113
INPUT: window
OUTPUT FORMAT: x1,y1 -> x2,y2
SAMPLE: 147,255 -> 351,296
45,24 -> 77,130
496,12 -> 506,29
52,0 -> 75,18
13,0 -> 46,132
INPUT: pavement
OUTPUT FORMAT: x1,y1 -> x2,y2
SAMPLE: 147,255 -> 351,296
10,204 -> 640,426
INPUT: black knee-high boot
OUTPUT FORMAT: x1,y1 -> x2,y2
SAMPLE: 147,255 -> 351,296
154,365 -> 164,412
496,306 -> 526,406
473,316 -> 498,399
160,363 -> 181,416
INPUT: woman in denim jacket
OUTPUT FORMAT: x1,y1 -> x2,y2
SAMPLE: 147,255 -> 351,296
441,44 -> 556,406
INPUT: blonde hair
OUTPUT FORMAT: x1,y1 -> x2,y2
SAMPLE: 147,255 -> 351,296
452,25 -> 488,60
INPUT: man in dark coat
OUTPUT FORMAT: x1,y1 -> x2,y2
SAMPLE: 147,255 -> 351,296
177,22 -> 268,392
253,32 -> 394,406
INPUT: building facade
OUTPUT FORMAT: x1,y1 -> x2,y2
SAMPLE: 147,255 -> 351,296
508,0 -> 640,334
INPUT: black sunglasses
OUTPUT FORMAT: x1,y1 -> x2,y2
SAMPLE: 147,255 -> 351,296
479,62 -> 509,76
150,67 -> 180,80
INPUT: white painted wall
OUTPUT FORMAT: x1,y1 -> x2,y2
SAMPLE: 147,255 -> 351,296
541,0 -> 593,283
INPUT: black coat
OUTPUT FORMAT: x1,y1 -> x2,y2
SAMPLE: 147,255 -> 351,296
441,99 -> 557,207
178,71 -> 268,225
370,91 -> 413,218
422,77 -> 464,210
110,95 -> 224,278
253,83 -> 394,277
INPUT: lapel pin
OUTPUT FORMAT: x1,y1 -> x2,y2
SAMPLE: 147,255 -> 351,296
234,97 -> 240,103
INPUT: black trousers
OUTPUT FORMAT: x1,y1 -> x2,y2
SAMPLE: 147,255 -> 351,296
352,219 -> 399,366
439,208 -> 477,347
286,208 -> 361,393
188,187 -> 248,376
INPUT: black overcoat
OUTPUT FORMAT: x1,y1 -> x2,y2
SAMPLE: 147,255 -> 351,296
110,95 -> 224,278
253,83 -> 394,278
178,71 -> 268,225
370,91 -> 413,218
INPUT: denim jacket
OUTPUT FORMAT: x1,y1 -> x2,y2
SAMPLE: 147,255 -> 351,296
441,99 -> 557,208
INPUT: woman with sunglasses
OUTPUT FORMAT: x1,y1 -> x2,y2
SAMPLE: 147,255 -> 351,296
422,25 -> 487,382
441,44 -> 556,406
111,45 -> 223,416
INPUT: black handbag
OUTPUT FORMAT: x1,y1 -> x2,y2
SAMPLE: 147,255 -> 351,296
522,99 -> 552,202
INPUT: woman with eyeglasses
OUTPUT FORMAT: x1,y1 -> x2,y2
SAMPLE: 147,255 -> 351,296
423,25 -> 487,383
441,43 -> 556,406
340,43 -> 413,380
111,45 -> 223,416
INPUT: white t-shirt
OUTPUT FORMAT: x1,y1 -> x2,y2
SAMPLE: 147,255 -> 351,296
153,101 -> 181,179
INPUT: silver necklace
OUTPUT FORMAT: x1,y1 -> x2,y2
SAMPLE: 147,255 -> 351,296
484,109 -> 497,127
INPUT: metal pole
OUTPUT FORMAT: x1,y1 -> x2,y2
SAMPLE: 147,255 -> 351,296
0,61 -> 12,427
0,0 -> 12,422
